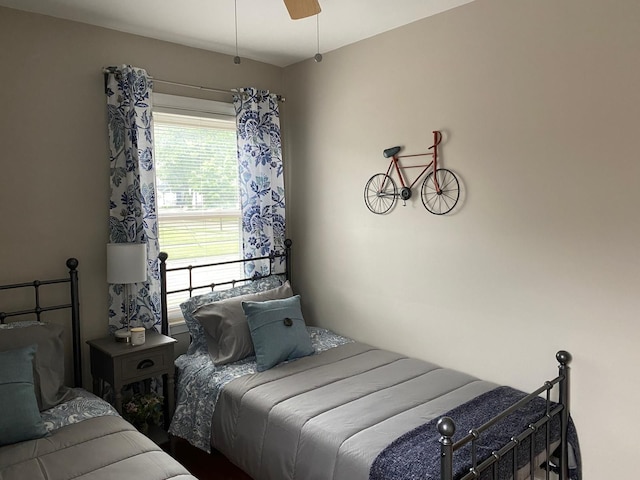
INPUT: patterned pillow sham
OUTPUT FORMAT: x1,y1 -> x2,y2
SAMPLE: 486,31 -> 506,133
179,274 -> 286,356
41,388 -> 119,433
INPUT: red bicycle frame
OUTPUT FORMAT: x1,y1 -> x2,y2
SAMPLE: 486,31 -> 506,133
383,130 -> 443,193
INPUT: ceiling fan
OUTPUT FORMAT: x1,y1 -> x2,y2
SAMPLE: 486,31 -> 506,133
283,0 -> 321,19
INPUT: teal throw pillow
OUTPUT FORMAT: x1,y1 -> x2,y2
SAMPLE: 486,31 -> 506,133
242,295 -> 314,372
0,345 -> 47,446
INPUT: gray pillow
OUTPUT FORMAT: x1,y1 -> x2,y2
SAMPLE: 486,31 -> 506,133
0,323 -> 71,410
193,281 -> 293,365
0,345 -> 48,445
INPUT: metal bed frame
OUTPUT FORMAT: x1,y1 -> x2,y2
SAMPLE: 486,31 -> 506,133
0,258 -> 82,387
157,240 -> 573,480
158,239 -> 292,336
438,351 -> 572,480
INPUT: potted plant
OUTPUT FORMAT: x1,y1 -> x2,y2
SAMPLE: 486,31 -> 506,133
122,392 -> 163,433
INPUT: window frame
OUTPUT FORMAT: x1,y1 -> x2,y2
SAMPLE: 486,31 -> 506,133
153,93 -> 240,328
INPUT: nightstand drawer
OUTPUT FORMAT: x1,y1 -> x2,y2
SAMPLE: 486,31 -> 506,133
120,349 -> 170,383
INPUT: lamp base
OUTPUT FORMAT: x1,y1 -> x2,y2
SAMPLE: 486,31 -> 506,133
114,329 -> 131,343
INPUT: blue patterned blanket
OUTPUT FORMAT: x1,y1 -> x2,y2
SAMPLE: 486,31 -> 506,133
369,386 -> 581,480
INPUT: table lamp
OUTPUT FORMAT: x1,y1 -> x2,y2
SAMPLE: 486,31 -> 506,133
107,243 -> 147,343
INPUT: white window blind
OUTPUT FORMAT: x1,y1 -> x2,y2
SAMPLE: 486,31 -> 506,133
153,96 -> 243,322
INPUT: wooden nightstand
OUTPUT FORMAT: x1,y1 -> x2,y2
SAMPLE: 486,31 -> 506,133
87,330 -> 177,428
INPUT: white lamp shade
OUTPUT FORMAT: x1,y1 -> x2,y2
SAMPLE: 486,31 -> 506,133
107,243 -> 147,284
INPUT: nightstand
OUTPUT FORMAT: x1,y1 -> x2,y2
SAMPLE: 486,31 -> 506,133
87,330 -> 177,428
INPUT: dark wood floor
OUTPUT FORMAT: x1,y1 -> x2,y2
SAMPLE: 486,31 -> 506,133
162,437 -> 252,480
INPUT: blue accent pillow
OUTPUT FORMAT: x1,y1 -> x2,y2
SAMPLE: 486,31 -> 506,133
0,345 -> 47,446
242,295 -> 314,372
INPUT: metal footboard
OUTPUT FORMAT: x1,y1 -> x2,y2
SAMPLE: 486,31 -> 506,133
438,351 -> 572,480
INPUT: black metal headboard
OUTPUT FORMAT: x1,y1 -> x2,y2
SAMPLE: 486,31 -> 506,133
0,258 -> 81,387
158,239 -> 292,335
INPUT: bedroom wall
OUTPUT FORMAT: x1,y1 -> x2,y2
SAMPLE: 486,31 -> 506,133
0,6 -> 283,383
283,0 -> 639,478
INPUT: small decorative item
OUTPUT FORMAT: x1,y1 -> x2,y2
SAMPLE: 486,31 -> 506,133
122,392 -> 163,433
364,130 -> 460,215
130,327 -> 145,346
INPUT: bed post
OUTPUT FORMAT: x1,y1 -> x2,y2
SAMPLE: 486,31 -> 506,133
159,252 -> 169,336
556,350 -> 572,480
66,258 -> 81,388
438,416 -> 455,480
284,238 -> 292,283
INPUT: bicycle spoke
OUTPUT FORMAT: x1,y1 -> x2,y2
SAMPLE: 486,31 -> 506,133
364,173 -> 397,214
438,175 -> 453,190
420,168 -> 460,215
437,171 -> 455,190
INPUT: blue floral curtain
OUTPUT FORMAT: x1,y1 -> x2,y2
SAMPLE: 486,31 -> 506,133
106,65 -> 161,332
233,88 -> 286,276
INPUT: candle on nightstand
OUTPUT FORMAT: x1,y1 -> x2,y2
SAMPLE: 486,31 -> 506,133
130,327 -> 145,346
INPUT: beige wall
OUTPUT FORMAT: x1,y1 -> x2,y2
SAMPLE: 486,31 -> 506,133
284,0 -> 639,478
0,6 -> 283,384
1,1 -> 638,477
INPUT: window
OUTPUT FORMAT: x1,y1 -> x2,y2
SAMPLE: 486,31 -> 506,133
153,94 -> 243,321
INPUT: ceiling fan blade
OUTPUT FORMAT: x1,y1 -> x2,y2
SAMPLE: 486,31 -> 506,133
283,0 -> 321,20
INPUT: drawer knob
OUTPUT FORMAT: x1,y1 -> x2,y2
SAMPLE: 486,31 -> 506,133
137,359 -> 155,370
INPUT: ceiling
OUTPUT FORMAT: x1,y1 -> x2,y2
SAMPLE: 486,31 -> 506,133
0,0 -> 475,67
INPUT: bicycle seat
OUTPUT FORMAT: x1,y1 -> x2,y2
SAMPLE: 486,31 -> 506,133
383,146 -> 401,158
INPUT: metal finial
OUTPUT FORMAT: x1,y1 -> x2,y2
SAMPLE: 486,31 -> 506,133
437,416 -> 456,438
556,350 -> 572,365
66,258 -> 79,270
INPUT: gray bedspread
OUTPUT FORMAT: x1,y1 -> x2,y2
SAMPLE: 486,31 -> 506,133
212,341 -> 498,480
0,415 -> 197,480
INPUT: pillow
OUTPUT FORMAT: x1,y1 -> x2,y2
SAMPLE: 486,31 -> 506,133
0,345 -> 48,445
193,281 -> 293,365
242,295 -> 314,372
0,322 -> 71,410
180,275 -> 286,356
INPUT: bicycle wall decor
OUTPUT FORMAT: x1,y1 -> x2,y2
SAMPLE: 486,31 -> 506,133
364,130 -> 460,215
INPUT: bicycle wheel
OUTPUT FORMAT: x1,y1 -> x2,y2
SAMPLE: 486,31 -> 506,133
421,168 -> 460,215
364,173 -> 397,214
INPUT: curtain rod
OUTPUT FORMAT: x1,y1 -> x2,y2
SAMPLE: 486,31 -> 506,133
102,67 -> 285,102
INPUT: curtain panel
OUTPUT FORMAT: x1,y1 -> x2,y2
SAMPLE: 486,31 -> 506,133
106,65 -> 161,332
233,88 -> 286,276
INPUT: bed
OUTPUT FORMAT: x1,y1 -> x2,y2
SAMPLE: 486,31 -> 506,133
160,241 -> 581,480
0,258 -> 197,480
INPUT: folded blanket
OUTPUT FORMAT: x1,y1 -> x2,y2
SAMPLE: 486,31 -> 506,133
370,386 -> 581,480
